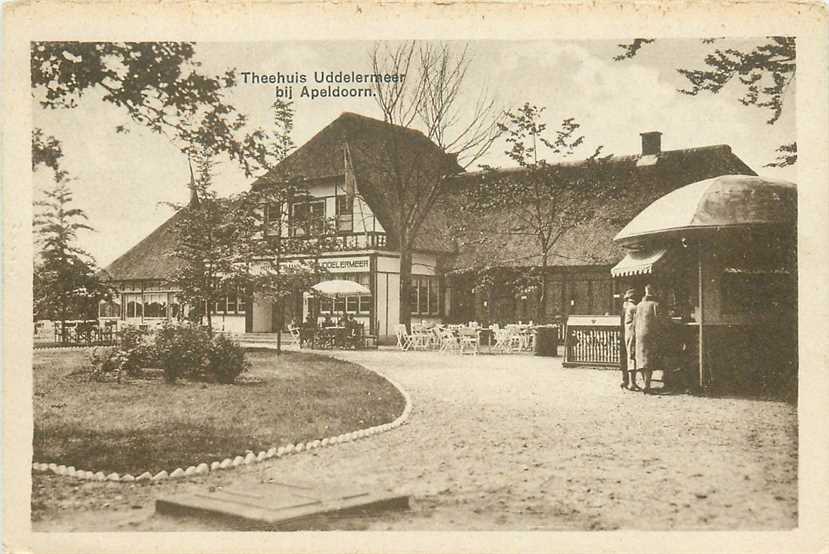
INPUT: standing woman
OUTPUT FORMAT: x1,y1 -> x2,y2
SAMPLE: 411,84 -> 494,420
634,283 -> 665,394
621,288 -> 640,390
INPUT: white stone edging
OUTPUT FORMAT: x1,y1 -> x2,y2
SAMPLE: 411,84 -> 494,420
32,359 -> 412,484
33,345 -> 96,352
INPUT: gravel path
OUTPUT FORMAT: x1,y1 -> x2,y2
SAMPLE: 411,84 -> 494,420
33,349 -> 797,531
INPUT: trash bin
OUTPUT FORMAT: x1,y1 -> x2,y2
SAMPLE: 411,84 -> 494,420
534,325 -> 558,356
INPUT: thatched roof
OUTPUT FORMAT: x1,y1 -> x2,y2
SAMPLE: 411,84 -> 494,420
253,112 -> 464,253
104,111 -> 756,282
433,144 -> 757,272
103,209 -> 185,281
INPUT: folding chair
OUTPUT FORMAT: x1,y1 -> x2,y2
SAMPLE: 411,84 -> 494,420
439,328 -> 460,354
395,324 -> 413,351
506,325 -> 524,352
458,327 -> 479,355
410,325 -> 433,350
288,326 -> 301,347
492,328 -> 512,353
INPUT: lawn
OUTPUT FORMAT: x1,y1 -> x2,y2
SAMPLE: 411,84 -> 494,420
33,348 -> 406,475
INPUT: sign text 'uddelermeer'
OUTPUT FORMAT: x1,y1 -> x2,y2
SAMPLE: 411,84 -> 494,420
317,257 -> 370,273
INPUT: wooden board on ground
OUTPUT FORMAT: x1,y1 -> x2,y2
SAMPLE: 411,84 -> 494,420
155,480 -> 410,530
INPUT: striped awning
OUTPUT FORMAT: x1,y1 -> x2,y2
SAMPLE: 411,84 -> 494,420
610,247 -> 668,278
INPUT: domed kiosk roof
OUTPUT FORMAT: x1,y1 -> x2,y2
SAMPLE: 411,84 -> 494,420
613,175 -> 796,245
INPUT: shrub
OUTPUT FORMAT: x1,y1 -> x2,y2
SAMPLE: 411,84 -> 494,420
154,323 -> 211,383
89,346 -> 122,382
118,325 -> 145,351
117,326 -> 157,376
207,334 -> 249,384
95,324 -> 248,385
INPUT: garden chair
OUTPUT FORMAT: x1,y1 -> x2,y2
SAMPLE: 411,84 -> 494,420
395,324 -> 413,351
458,327 -> 479,355
342,324 -> 363,350
288,325 -> 301,347
317,327 -> 337,349
431,326 -> 446,350
522,327 -> 536,351
439,328 -> 460,354
505,325 -> 525,351
492,327 -> 512,353
410,326 -> 433,350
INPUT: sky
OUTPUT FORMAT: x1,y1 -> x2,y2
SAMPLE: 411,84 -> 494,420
32,39 -> 796,268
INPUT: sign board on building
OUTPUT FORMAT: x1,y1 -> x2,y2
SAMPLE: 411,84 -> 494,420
318,256 -> 370,273
252,256 -> 370,275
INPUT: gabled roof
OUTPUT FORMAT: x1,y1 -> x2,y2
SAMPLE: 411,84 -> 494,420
253,112 -> 464,253
103,209 -> 185,281
104,113 -> 464,281
103,111 -> 757,282
430,144 -> 757,271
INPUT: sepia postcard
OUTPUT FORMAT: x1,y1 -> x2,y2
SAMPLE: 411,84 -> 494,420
3,1 -> 829,553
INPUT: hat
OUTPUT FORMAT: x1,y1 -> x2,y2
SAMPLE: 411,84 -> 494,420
623,288 -> 636,300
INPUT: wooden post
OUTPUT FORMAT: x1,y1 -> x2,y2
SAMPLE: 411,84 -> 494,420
698,244 -> 705,391
369,255 -> 376,336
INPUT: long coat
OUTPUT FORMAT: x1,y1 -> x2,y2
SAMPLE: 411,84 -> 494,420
622,299 -> 637,368
634,294 -> 664,369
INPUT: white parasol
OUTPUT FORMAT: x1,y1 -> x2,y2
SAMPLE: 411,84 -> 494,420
311,279 -> 371,298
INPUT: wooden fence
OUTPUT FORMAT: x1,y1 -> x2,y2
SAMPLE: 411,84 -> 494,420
562,315 -> 621,368
33,320 -> 121,348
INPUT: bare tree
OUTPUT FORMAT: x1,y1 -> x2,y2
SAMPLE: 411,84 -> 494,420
369,41 -> 503,328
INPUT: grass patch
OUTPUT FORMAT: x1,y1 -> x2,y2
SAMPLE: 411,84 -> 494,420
33,348 -> 405,475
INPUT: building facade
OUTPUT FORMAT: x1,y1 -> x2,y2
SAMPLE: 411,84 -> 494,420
102,115 -> 756,342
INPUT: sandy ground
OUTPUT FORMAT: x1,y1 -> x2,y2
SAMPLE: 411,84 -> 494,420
32,348 -> 797,531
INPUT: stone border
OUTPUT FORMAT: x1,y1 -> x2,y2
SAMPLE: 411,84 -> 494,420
31,353 -> 412,484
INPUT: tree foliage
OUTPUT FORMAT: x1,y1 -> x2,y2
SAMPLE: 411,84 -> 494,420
235,100 -> 336,347
31,41 -> 273,177
613,37 -> 796,166
166,149 -> 235,333
33,173 -> 111,329
32,128 -> 64,175
459,103 -> 616,321
168,101 -> 333,340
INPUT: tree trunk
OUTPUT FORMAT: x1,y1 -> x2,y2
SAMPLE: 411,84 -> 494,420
536,253 -> 549,323
398,244 -> 413,330
276,297 -> 283,355
60,303 -> 67,345
206,306 -> 213,335
487,287 -> 494,324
